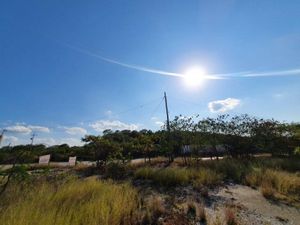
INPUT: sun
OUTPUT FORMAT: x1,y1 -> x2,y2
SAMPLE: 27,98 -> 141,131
183,66 -> 206,87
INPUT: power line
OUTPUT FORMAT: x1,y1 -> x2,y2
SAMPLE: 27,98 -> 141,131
149,97 -> 164,119
114,97 -> 163,117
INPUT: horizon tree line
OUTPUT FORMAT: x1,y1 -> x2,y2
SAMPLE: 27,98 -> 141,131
0,114 -> 299,165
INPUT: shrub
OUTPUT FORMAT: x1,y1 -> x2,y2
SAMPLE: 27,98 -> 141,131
105,162 -> 127,179
294,147 -> 300,156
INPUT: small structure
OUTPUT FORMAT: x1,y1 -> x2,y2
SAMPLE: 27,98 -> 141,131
39,154 -> 51,165
68,156 -> 77,166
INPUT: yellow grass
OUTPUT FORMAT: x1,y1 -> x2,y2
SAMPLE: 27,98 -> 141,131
0,177 -> 139,225
246,168 -> 300,204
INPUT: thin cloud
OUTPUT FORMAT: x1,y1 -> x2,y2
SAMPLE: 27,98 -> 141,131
61,42 -> 300,80
5,125 -> 32,134
5,124 -> 50,134
208,98 -> 241,113
89,120 -> 139,132
28,125 -> 50,133
61,42 -> 225,80
63,126 -> 87,135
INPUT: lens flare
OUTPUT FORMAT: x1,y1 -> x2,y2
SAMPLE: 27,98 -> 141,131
184,67 -> 206,87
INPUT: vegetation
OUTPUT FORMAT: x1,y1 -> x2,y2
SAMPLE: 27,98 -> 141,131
1,114 -> 299,165
134,166 -> 222,187
133,157 -> 300,206
246,168 -> 300,203
0,177 -> 140,225
0,114 -> 300,224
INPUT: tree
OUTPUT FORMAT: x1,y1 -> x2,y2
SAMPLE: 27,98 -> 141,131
82,135 -> 119,167
138,134 -> 156,163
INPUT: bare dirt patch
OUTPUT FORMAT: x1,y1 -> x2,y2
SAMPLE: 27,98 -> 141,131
213,184 -> 300,225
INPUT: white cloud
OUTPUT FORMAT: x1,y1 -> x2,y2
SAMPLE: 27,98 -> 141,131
89,120 -> 139,132
5,125 -> 32,134
34,137 -> 83,147
5,124 -> 50,134
155,121 -> 164,127
1,135 -> 19,146
34,137 -> 58,146
63,127 -> 87,135
208,98 -> 241,113
151,117 -> 164,127
28,125 -> 50,133
60,138 -> 83,146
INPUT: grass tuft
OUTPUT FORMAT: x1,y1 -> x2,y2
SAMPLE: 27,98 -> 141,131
224,208 -> 239,225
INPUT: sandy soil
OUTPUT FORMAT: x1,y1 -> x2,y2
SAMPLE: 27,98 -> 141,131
212,184 -> 300,225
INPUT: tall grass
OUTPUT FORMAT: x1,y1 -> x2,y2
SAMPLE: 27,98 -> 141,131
135,167 -> 189,186
0,177 -> 139,225
134,157 -> 300,205
134,167 -> 222,187
246,168 -> 300,198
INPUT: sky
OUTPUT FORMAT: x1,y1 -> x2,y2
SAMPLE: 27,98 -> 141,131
1,0 -> 300,146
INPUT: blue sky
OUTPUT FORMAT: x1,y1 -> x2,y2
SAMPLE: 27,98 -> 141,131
1,0 -> 300,146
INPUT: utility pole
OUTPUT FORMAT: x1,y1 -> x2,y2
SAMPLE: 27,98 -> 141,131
164,92 -> 170,133
30,133 -> 36,146
164,91 -> 173,162
0,129 -> 7,146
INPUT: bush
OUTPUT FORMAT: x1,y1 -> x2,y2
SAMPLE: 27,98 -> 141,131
294,147 -> 300,156
105,162 -> 127,179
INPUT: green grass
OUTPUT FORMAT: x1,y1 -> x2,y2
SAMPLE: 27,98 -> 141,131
134,167 -> 222,187
135,167 -> 190,186
0,177 -> 140,225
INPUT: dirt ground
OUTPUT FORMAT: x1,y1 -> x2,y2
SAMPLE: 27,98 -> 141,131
135,181 -> 300,225
213,184 -> 300,225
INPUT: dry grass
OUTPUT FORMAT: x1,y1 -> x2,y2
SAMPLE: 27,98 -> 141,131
142,196 -> 166,224
0,177 -> 140,225
224,208 -> 239,225
260,182 -> 276,199
245,168 -> 300,203
197,203 -> 207,223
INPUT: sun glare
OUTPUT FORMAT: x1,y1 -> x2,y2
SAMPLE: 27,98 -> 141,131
183,67 -> 206,87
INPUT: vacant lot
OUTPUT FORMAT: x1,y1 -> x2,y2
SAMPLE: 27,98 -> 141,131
1,157 -> 299,225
